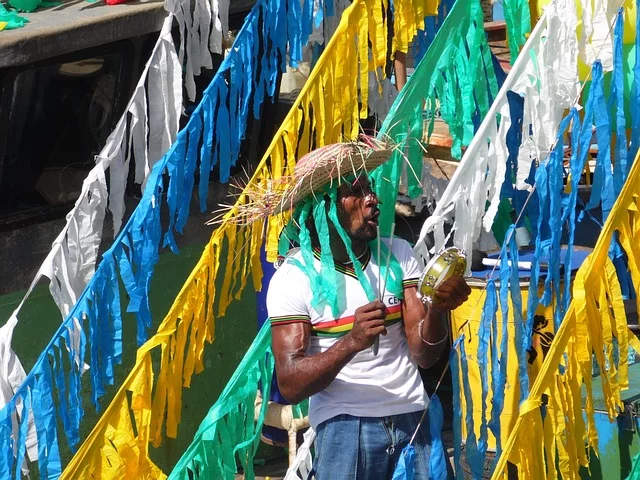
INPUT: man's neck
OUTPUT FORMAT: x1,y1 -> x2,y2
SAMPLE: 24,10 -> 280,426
328,231 -> 368,264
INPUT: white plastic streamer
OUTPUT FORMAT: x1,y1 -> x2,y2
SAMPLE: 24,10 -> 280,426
166,0 -> 230,100
414,0 -> 618,269
283,428 -> 317,480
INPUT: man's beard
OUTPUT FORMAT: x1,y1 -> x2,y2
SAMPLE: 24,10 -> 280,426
350,224 -> 377,242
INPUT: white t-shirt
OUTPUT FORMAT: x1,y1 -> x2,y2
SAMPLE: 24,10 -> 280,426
266,237 -> 428,429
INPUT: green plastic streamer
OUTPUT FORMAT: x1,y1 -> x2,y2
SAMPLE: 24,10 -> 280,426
373,0 -> 499,234
503,0 -> 531,64
168,323 -> 308,480
279,181 -> 404,316
368,237 -> 405,300
0,2 -> 28,28
313,197 -> 342,316
168,322 -> 309,480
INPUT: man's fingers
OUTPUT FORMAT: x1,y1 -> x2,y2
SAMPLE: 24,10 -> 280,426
357,307 -> 387,322
372,326 -> 387,337
436,278 -> 470,302
357,300 -> 387,313
361,319 -> 385,330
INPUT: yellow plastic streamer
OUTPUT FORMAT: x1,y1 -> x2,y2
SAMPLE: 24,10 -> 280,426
62,0 -> 437,476
392,0 -> 439,53
491,151 -> 640,479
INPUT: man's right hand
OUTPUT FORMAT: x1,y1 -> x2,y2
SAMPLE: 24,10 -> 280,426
345,300 -> 388,352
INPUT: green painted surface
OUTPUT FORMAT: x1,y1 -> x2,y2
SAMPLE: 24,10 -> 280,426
580,362 -> 640,479
0,240 -> 271,475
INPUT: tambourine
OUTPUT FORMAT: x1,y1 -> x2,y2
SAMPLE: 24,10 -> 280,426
417,247 -> 467,305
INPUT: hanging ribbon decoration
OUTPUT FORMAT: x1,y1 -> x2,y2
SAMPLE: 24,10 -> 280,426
0,0 -> 316,476
491,146 -> 640,478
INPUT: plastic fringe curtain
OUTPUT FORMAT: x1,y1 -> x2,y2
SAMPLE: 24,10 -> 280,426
59,0 -> 436,476
166,322 -> 277,480
490,146 -> 640,479
414,0 -> 593,269
0,0 -> 311,476
0,15 -> 182,475
373,0 -> 499,234
450,5 -> 639,477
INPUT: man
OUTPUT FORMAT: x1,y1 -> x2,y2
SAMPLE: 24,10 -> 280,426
265,137 -> 470,479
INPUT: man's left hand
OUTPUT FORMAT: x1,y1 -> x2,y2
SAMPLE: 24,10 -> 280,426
431,276 -> 471,312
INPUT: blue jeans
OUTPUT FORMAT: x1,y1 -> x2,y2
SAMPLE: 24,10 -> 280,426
312,411 -> 453,480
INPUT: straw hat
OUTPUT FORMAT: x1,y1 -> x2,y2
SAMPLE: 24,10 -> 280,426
209,135 -> 393,225
277,135 -> 392,212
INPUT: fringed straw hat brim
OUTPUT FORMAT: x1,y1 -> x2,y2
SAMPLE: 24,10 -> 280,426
208,136 -> 393,226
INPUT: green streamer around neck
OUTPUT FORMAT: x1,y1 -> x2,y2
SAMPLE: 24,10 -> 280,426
313,197 -> 342,316
293,201 -> 328,311
368,237 -> 404,300
282,182 -> 405,315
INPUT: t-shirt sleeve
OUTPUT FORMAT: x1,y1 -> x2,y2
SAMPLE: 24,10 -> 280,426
393,238 -> 423,290
266,264 -> 312,327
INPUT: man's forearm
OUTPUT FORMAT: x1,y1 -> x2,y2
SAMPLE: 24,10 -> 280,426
411,308 -> 449,369
277,337 -> 359,404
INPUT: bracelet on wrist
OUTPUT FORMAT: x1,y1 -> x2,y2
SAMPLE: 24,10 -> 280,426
417,318 -> 448,346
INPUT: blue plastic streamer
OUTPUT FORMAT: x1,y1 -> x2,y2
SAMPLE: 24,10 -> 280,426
492,253 -> 511,457
163,135 -> 187,252
525,113 -> 572,330
32,365 -> 62,479
0,408 -> 13,474
458,339 -> 484,478
582,62 -> 614,219
504,226 -> 529,401
176,114 -> 202,233
500,90 -> 537,243
301,0 -> 314,42
428,394 -> 447,480
413,0 -> 455,65
544,119 -> 569,327
287,0 -> 303,67
51,345 -> 70,447
14,390 -> 30,479
477,279 -> 494,467
217,83 -> 232,182
392,445 -> 415,480
199,97 -> 214,211
62,327 -> 85,451
485,281 -> 504,462
558,109 -> 582,318
592,62 -> 615,221
611,10 -> 628,196
228,76 -> 240,168
449,336 -> 464,480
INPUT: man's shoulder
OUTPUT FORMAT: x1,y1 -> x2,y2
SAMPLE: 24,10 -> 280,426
269,249 -> 309,287
384,236 -> 413,255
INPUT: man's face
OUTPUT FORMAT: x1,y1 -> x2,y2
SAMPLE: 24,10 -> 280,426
336,175 -> 380,242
